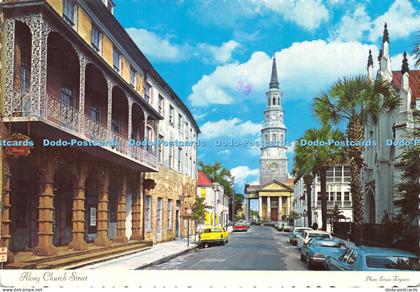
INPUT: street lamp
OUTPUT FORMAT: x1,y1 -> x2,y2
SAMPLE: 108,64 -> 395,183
186,207 -> 192,247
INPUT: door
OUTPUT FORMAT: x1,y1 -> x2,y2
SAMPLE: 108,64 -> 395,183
156,198 -> 163,241
175,200 -> 180,238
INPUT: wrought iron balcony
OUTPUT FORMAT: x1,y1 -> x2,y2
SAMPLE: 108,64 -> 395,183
6,91 -> 157,169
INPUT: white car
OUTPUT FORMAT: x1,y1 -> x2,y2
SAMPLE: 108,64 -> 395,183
296,230 -> 332,250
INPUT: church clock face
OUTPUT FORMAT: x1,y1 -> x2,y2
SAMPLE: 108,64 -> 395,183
269,162 -> 279,171
271,113 -> 278,121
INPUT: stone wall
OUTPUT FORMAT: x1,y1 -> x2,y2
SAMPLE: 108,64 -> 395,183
144,166 -> 196,243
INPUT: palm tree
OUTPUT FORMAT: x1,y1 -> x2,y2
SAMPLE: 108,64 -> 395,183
293,126 -> 345,230
411,31 -> 419,67
313,75 -> 399,246
293,146 -> 315,227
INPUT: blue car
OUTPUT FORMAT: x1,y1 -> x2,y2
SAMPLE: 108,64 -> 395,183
326,246 -> 420,271
300,238 -> 347,270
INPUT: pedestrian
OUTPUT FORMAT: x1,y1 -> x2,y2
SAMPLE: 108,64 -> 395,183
311,223 -> 318,230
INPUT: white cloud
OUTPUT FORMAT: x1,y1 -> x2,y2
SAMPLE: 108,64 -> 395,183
230,166 -> 259,185
191,0 -> 329,31
330,6 -> 372,41
391,53 -> 417,71
128,28 -> 240,64
198,40 -> 241,64
369,0 -> 420,42
218,149 -> 231,156
200,118 -> 261,139
287,141 -> 296,154
126,28 -> 186,62
331,0 -> 420,42
189,41 -> 380,107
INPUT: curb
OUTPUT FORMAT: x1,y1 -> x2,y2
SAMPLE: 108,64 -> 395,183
136,244 -> 199,270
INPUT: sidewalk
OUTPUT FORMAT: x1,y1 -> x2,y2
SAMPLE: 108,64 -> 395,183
79,236 -> 198,270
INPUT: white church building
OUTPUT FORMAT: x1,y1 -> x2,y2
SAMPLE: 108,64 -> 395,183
363,24 -> 419,224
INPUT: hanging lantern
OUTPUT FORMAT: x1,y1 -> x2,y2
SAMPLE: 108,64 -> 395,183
4,133 -> 33,157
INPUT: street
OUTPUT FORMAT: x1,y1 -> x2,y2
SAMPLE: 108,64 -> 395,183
143,226 -> 306,270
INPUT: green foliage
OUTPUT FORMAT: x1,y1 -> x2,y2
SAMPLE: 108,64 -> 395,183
190,196 -> 210,224
198,161 -> 234,199
287,210 -> 300,224
394,110 -> 420,224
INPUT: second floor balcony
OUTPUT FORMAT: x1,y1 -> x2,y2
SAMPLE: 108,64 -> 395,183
3,13 -> 161,170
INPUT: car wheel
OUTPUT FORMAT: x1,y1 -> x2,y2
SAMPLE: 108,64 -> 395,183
300,254 -> 305,262
306,257 -> 314,270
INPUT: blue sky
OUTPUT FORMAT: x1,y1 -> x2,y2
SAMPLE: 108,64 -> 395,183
115,0 -> 419,205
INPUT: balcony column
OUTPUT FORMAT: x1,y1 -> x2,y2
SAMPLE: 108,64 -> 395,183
130,173 -> 143,240
115,172 -> 128,243
266,196 -> 271,220
278,197 -> 282,221
68,163 -> 88,251
128,98 -> 133,140
77,53 -> 88,132
106,78 -> 113,134
94,165 -> 112,246
1,158 -> 14,263
27,14 -> 51,117
33,152 -> 59,256
143,112 -> 149,151
3,18 -> 15,116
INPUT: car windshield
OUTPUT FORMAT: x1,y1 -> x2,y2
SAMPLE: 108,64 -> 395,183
296,230 -> 306,236
316,241 -> 345,248
366,256 -> 420,271
213,228 -> 223,232
309,233 -> 330,238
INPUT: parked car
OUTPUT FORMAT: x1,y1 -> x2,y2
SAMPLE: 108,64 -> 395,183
288,227 -> 312,245
300,238 -> 347,270
326,246 -> 420,271
297,230 -> 332,250
263,220 -> 275,227
233,220 -> 250,232
274,221 -> 284,231
198,226 -> 229,247
282,223 -> 294,232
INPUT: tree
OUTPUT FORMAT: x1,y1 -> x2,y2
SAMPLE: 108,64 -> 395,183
190,196 -> 211,242
411,31 -> 420,67
198,162 -> 233,199
293,126 -> 345,230
313,75 -> 399,246
394,110 -> 420,225
229,194 -> 244,221
287,210 -> 300,225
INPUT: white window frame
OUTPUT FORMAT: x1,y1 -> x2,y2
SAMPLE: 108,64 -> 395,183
145,196 -> 152,232
91,24 -> 102,53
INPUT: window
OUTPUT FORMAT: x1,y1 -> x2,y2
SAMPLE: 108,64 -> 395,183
111,120 -> 120,134
145,196 -> 152,232
317,192 -> 321,202
20,65 -> 30,92
336,191 -> 342,202
158,95 -> 164,114
177,147 -> 182,172
61,87 -> 75,107
178,114 -> 183,132
185,122 -> 188,137
326,168 -> 334,182
167,200 -> 173,230
157,198 -> 162,233
169,146 -> 173,168
344,192 -> 350,201
90,106 -> 101,123
169,106 -> 174,126
344,166 -> 351,183
334,166 -> 343,182
113,48 -> 121,72
158,134 -> 164,164
130,67 -> 136,88
91,25 -> 102,53
145,83 -> 152,103
63,0 -> 76,27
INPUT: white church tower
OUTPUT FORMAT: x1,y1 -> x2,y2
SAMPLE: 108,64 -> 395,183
259,57 -> 288,185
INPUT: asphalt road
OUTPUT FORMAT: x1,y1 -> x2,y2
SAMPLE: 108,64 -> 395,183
144,226 -> 307,270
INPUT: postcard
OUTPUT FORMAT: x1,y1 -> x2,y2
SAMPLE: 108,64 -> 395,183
0,0 -> 419,290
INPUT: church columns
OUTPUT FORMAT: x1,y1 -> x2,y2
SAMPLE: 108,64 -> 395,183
258,196 -> 263,219
286,196 -> 291,216
266,197 -> 271,220
278,197 -> 282,221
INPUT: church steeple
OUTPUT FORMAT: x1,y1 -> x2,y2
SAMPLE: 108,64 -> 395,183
269,57 -> 279,89
401,51 -> 409,75
382,23 -> 389,44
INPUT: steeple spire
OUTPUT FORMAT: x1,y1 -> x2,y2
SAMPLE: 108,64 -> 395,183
378,49 -> 383,63
382,23 -> 389,44
401,51 -> 409,74
367,49 -> 373,68
269,57 -> 279,89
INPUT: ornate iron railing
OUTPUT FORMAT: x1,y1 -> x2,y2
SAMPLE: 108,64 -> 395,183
6,92 -> 157,168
